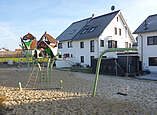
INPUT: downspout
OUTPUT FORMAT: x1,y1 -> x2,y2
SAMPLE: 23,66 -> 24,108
139,34 -> 143,70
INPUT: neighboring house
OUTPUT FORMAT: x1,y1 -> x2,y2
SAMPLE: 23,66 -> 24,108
57,10 -> 135,67
132,37 -> 138,48
0,48 -> 9,52
134,14 -> 157,72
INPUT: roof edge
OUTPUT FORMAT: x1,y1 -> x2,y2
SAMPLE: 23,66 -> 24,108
72,10 -> 120,24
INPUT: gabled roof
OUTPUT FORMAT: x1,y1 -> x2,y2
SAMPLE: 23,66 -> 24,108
44,33 -> 58,43
38,32 -> 57,44
56,10 -> 120,41
22,33 -> 36,40
134,14 -> 157,34
37,32 -> 57,49
56,18 -> 91,41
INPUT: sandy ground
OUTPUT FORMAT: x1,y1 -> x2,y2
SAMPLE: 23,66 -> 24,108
0,67 -> 157,115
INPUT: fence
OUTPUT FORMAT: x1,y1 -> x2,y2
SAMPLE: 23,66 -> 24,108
91,56 -> 141,76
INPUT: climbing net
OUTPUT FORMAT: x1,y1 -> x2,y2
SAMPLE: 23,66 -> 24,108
23,58 -> 58,89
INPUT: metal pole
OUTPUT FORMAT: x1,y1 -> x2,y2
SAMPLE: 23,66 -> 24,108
32,59 -> 34,71
49,59 -> 55,83
115,59 -> 117,76
92,48 -> 137,97
46,58 -> 50,83
126,53 -> 128,77
37,63 -> 42,83
92,54 -> 103,97
26,50 -> 30,73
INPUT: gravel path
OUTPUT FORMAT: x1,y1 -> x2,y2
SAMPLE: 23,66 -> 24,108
0,69 -> 157,114
74,72 -> 157,108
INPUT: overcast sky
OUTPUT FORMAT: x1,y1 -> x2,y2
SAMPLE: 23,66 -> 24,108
0,0 -> 157,50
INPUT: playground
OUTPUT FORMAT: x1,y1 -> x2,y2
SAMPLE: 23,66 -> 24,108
0,67 -> 157,114
0,33 -> 157,114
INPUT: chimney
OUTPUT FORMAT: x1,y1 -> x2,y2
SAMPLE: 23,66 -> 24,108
111,5 -> 115,12
92,13 -> 95,18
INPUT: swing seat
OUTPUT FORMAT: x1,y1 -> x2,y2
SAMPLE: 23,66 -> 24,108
117,92 -> 128,96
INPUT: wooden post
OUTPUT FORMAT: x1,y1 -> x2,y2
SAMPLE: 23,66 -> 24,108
49,59 -> 55,83
37,63 -> 42,83
18,82 -> 22,91
60,80 -> 63,89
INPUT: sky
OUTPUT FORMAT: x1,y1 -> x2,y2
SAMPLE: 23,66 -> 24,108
0,0 -> 157,50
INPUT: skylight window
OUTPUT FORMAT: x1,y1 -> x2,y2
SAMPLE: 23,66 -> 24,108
81,27 -> 97,34
89,27 -> 96,32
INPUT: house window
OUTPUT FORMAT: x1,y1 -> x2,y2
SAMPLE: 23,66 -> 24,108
149,57 -> 157,66
58,43 -> 62,49
90,40 -> 94,52
90,56 -> 94,66
68,41 -> 72,48
71,54 -> 73,58
119,28 -> 121,36
125,42 -> 129,48
129,43 -> 132,48
81,56 -> 84,63
102,56 -> 107,58
115,27 -> 117,35
64,54 -> 70,58
117,17 -> 118,22
58,55 -> 62,58
80,42 -> 84,48
108,40 -> 117,48
147,36 -> 157,45
100,40 -> 104,47
115,41 -> 117,48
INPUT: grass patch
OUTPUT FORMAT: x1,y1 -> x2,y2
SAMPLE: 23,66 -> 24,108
58,67 -> 92,74
71,68 -> 92,73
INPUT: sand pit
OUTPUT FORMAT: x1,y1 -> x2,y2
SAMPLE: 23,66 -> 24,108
0,68 -> 157,114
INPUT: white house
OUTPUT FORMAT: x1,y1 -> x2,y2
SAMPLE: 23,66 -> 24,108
56,10 -> 135,67
134,14 -> 157,73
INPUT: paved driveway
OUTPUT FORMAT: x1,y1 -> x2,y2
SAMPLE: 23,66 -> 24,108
136,72 -> 157,80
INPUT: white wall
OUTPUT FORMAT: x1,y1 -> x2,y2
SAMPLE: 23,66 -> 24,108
99,12 -> 133,57
138,32 -> 157,72
55,60 -> 72,68
58,38 -> 99,66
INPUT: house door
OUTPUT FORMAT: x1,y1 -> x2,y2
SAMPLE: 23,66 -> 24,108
90,56 -> 94,67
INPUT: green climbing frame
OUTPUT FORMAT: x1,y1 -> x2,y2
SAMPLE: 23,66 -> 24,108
92,48 -> 138,97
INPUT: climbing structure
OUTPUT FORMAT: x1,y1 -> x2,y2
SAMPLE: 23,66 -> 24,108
19,32 -> 58,89
20,32 -> 58,58
36,32 -> 58,58
20,33 -> 37,57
